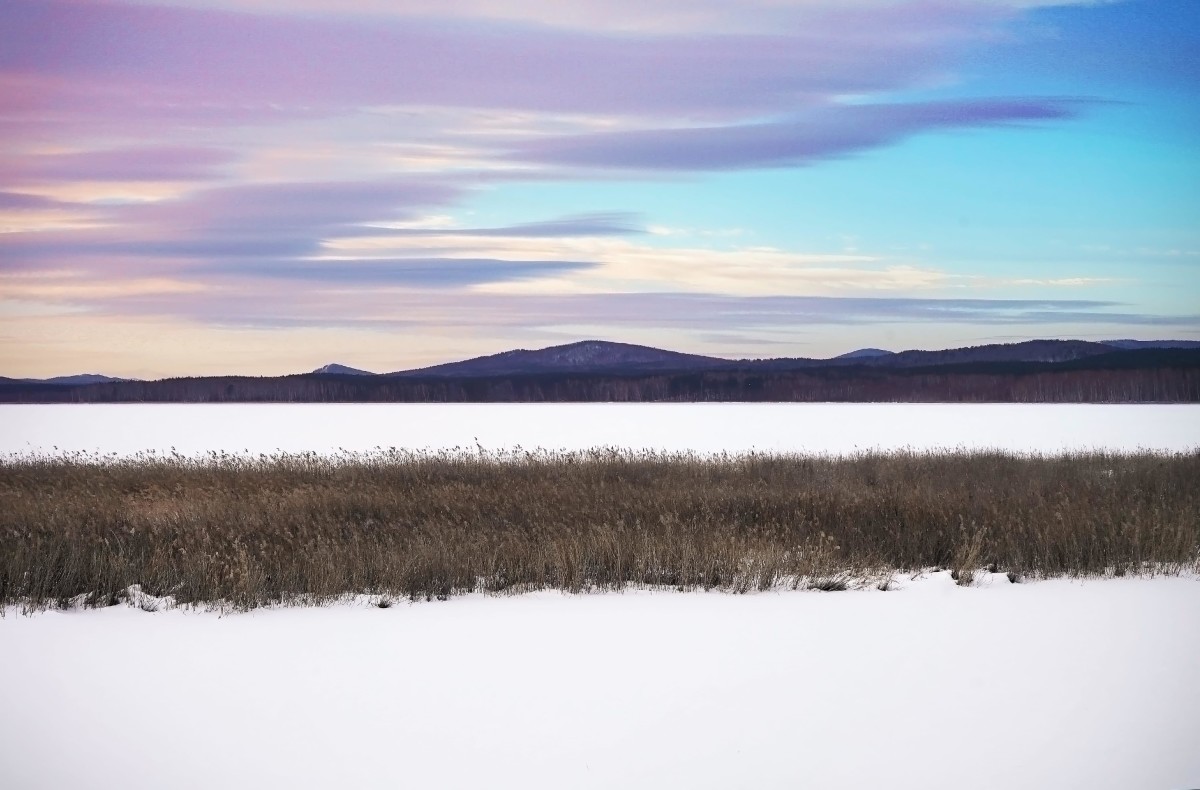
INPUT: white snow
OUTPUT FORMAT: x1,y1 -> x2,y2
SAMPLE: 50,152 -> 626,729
2,574 -> 1198,790
2,403 -> 1198,457
3,405 -> 1197,787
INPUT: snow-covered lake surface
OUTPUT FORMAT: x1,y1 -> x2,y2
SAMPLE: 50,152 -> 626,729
1,403 -> 1198,456
2,573 -> 1198,790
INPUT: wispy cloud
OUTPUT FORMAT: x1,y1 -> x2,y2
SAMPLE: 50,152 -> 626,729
0,179 -> 465,265
2,146 -> 237,186
1,1 -> 994,120
197,258 -> 594,287
0,191 -> 93,210
355,213 -> 645,239
509,99 -> 1087,171
47,288 -> 1197,335
111,0 -> 1098,35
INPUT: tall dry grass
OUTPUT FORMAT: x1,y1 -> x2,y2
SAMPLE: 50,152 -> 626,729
1,449 -> 1197,609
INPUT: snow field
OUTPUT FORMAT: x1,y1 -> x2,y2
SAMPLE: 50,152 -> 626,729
3,402 -> 1197,788
2,403 -> 1198,457
2,573 -> 1198,790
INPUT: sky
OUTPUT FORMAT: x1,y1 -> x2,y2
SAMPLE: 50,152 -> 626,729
0,0 -> 1197,377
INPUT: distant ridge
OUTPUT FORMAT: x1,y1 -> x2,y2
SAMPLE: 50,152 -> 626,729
20,374 -> 132,385
312,363 -> 375,376
389,340 -> 727,377
855,339 -> 1115,369
3,344 -> 1194,403
834,348 -> 894,360
384,338 -> 1162,378
3,339 -> 1198,403
1101,339 -> 1200,350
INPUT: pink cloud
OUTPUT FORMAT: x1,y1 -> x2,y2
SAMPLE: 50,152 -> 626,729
0,179 -> 468,271
60,287 -> 1195,337
1,0 -> 999,125
2,146 -> 237,185
0,1 -> 1082,188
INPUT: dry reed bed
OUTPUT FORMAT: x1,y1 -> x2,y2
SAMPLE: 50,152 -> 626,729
2,449 -> 1197,610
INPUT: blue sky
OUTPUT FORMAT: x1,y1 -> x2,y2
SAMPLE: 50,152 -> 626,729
0,0 -> 1196,376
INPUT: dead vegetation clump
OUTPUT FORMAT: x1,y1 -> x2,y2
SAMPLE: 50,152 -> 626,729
1,448 -> 1197,610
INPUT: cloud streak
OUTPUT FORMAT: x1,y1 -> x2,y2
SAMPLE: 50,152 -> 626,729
0,180 -> 639,291
0,0 -> 1002,131
47,288 -> 1199,334
510,99 -> 1086,171
355,213 -> 646,239
115,0 -> 1098,35
0,179 -> 473,284
197,259 -> 594,288
2,147 -> 237,186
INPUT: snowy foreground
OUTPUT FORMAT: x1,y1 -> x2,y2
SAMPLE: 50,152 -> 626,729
2,403 -> 1199,456
2,573 -> 1198,790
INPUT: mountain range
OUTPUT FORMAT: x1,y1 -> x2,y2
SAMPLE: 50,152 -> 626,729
7,338 -> 1200,385
357,338 -> 1200,378
0,373 -> 133,386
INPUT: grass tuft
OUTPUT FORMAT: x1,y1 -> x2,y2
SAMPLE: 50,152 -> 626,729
2,448 -> 1197,610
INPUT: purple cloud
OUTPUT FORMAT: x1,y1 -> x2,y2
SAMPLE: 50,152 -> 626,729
124,180 -> 465,237
197,258 -> 594,287
3,146 -> 236,185
0,177 -> 614,292
0,192 -> 70,210
0,0 -> 999,130
509,99 -> 1086,171
0,179 -> 468,276
341,213 -> 645,239
78,289 -> 1200,335
0,186 -> 642,277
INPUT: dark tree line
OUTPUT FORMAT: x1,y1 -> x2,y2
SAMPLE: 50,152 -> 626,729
2,360 -> 1198,403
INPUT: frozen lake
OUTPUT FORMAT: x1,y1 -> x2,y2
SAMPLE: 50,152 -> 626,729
0,403 -> 1197,456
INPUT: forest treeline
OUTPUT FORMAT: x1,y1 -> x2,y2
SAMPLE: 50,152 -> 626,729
3,350 -> 1199,403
